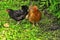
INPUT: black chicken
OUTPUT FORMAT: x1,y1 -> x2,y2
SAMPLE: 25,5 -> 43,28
6,5 -> 28,24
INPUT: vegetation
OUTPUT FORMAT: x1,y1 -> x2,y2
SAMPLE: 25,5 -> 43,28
0,0 -> 60,40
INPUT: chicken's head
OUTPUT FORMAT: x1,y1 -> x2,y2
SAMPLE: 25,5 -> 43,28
6,9 -> 13,13
32,5 -> 38,11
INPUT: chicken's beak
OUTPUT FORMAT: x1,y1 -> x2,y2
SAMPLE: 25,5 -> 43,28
6,10 -> 7,13
6,10 -> 9,13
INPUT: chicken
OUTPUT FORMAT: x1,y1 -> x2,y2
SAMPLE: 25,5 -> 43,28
6,5 -> 28,24
26,5 -> 42,26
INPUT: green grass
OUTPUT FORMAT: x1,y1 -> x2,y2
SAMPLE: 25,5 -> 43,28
0,0 -> 60,40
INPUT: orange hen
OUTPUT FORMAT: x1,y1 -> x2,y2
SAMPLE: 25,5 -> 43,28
26,5 -> 42,26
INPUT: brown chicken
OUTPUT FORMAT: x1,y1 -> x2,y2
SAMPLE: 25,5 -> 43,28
26,5 -> 42,26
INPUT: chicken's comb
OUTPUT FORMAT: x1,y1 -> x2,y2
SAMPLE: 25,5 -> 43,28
33,5 -> 38,10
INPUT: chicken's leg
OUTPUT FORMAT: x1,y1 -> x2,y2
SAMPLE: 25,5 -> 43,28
16,21 -> 21,25
32,22 -> 35,27
36,22 -> 39,26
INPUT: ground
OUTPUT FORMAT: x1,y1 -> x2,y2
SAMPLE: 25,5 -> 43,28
0,0 -> 60,40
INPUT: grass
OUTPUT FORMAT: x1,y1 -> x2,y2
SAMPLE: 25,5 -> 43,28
0,0 -> 60,40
